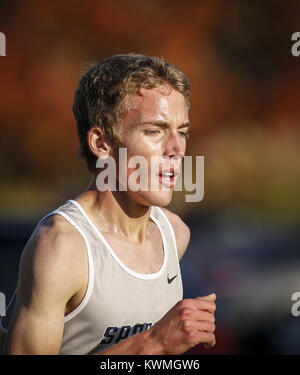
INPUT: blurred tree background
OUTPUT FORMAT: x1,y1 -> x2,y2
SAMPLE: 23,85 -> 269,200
1,0 -> 300,354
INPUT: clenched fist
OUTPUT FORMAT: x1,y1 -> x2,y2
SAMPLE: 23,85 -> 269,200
145,293 -> 216,355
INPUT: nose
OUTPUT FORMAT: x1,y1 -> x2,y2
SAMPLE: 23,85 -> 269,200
163,131 -> 185,159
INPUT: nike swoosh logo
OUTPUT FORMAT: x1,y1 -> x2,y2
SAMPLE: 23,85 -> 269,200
167,274 -> 178,284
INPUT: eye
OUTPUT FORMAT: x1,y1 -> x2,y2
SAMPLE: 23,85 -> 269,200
144,129 -> 160,135
178,131 -> 189,139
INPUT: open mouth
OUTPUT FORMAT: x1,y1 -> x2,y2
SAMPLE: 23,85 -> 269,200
160,171 -> 174,178
157,168 -> 178,188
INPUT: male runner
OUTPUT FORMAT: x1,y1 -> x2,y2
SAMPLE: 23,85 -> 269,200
0,54 -> 216,354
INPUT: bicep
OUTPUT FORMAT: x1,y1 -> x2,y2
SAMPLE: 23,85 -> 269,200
6,289 -> 65,354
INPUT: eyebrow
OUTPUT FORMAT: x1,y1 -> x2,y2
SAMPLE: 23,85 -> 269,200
139,121 -> 190,128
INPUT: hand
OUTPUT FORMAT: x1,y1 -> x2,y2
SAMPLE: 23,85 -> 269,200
145,293 -> 216,355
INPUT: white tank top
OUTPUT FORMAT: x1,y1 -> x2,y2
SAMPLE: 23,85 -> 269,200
1,200 -> 183,354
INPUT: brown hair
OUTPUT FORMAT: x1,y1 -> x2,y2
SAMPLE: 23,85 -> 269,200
72,53 -> 190,172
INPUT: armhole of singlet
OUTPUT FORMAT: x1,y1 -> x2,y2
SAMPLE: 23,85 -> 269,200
155,207 -> 180,264
52,210 -> 95,323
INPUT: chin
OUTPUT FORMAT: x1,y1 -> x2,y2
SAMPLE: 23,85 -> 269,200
134,190 -> 173,207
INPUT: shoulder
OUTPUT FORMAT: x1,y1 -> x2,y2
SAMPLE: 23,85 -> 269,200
26,214 -> 86,266
159,207 -> 191,260
19,213 -> 87,302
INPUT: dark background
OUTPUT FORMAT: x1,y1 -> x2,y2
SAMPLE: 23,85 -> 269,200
1,0 -> 300,354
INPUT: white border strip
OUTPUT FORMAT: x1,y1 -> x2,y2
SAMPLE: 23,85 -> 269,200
68,200 -> 168,280
0,288 -> 17,333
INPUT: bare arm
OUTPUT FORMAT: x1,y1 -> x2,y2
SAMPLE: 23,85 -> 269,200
5,216 -> 87,354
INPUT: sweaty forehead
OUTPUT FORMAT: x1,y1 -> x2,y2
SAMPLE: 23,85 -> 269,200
124,86 -> 188,123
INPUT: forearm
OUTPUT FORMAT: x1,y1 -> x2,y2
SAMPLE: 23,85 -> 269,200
95,328 -> 164,355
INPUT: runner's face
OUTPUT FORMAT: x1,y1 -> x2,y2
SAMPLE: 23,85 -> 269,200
115,85 -> 189,207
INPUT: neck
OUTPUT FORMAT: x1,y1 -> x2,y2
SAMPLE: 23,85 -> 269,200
75,176 -> 152,244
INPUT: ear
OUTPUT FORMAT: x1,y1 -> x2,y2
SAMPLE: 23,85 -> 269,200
87,126 -> 111,160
